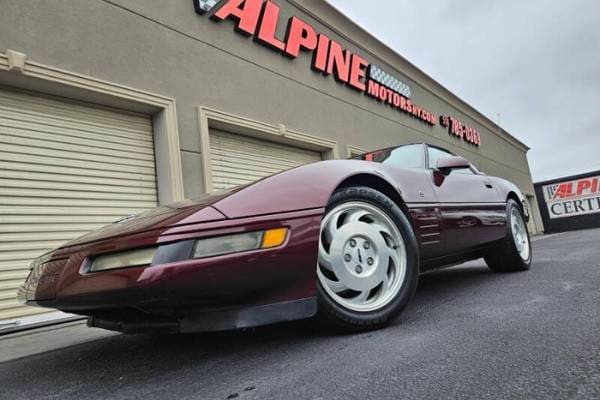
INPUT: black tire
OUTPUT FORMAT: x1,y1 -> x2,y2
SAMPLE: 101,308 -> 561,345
317,186 -> 419,333
484,199 -> 532,273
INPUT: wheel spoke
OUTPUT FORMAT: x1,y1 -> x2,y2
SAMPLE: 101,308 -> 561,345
318,245 -> 334,271
347,209 -> 370,223
371,223 -> 392,237
351,290 -> 370,304
381,247 -> 399,268
381,273 -> 390,293
324,212 -> 341,243
317,268 -> 347,293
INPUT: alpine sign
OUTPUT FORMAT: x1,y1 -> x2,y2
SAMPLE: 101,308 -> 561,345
543,175 -> 600,219
193,0 -> 439,127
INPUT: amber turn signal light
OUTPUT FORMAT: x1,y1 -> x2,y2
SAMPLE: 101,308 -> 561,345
261,228 -> 288,249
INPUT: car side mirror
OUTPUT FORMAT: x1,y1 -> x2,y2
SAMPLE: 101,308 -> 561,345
436,156 -> 471,175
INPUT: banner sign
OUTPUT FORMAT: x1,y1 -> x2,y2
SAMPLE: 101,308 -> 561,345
543,176 -> 600,219
193,0 -> 442,127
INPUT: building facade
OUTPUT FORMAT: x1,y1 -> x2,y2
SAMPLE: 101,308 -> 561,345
0,0 -> 543,323
535,171 -> 600,234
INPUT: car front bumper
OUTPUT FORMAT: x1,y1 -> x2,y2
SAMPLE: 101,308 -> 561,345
19,208 -> 323,332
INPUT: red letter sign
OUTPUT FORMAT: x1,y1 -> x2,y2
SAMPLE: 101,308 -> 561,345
326,40 -> 351,83
348,53 -> 368,91
211,0 -> 263,36
284,16 -> 318,58
255,1 -> 285,51
311,33 -> 330,73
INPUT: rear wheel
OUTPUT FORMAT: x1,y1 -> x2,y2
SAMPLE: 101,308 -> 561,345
484,199 -> 532,272
316,186 -> 419,332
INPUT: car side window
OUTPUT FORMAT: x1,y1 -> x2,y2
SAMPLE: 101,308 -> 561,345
427,146 -> 453,169
372,144 -> 424,169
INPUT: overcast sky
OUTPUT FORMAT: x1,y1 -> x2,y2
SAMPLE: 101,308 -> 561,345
327,0 -> 600,181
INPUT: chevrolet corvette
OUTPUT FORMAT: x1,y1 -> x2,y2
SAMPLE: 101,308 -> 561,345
18,143 -> 532,333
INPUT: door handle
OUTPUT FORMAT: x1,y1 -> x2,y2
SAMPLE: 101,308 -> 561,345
485,183 -> 494,189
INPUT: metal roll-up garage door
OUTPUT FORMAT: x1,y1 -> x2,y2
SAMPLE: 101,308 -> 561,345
0,88 -> 158,321
209,129 -> 323,191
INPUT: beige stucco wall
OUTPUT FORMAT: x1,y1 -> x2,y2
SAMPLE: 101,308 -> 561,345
0,0 -> 543,232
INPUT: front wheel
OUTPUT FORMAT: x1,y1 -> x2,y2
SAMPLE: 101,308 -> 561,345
484,199 -> 532,273
316,186 -> 419,332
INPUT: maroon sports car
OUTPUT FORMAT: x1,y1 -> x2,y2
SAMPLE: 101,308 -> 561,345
19,143 -> 532,333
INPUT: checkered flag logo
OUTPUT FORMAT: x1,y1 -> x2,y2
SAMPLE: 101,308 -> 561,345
368,65 -> 412,98
193,0 -> 224,14
546,184 -> 559,200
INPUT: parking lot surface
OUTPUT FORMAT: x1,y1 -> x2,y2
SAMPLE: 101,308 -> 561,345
1,229 -> 599,400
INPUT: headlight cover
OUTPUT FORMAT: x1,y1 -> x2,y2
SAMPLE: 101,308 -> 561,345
192,228 -> 288,259
88,228 -> 288,271
17,252 -> 54,303
89,247 -> 157,272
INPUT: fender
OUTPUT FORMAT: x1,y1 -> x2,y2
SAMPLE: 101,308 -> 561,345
211,160 -> 419,219
490,176 -> 530,221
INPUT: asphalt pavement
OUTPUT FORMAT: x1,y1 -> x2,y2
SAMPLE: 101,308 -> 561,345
1,228 -> 599,400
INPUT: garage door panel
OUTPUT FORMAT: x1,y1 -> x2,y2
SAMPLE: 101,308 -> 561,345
210,163 -> 282,180
0,270 -> 30,283
211,171 -> 268,184
0,134 -> 155,163
0,240 -> 76,254
1,144 -> 156,171
0,279 -> 31,292
0,102 -> 153,132
0,88 -> 158,321
0,290 -> 18,300
0,299 -> 28,312
0,179 -> 157,196
0,249 -> 60,263
0,261 -> 30,272
210,149 -> 309,171
0,112 -> 154,147
0,152 -> 156,176
212,139 -> 316,162
211,132 -> 320,162
0,188 -> 157,202
0,305 -> 49,320
212,176 -> 258,188
209,130 -> 322,191
0,206 -> 149,217
0,197 -> 157,208
0,231 -> 95,244
210,160 -> 299,180
211,143 -> 320,167
210,148 -> 307,168
1,170 -> 157,189
2,219 -> 116,229
0,160 -> 156,182
0,120 -> 154,155
2,223 -> 108,234
0,93 -> 152,132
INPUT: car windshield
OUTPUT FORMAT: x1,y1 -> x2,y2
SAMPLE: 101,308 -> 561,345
355,144 -> 425,169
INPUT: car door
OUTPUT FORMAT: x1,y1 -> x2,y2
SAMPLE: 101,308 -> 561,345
425,145 -> 506,254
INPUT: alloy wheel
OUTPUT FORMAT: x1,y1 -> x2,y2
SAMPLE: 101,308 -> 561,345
317,201 -> 407,312
511,208 -> 530,261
